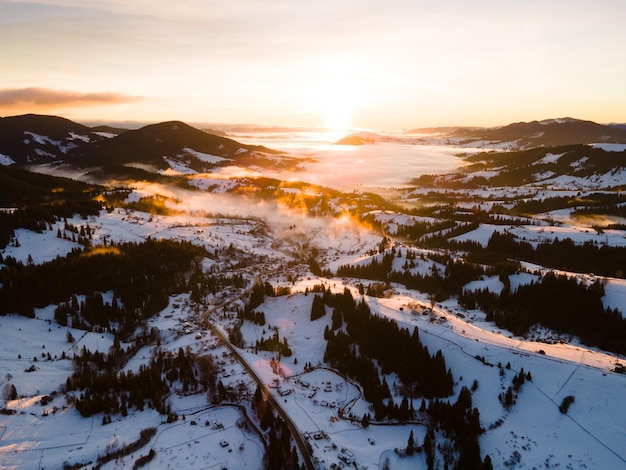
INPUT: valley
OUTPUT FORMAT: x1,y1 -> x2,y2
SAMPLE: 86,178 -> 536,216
1,115 -> 626,469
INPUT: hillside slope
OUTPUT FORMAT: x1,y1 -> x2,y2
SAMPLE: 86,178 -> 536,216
0,114 -> 105,165
410,118 -> 626,149
0,114 -> 287,171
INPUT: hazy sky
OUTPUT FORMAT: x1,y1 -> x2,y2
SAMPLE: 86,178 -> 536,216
1,0 -> 625,130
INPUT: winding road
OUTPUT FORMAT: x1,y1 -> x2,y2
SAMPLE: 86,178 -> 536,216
201,279 -> 315,470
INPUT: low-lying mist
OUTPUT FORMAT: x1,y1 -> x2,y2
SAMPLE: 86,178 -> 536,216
234,132 -> 472,191
25,132 -> 476,252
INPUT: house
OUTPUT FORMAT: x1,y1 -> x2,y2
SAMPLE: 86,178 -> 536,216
296,378 -> 310,388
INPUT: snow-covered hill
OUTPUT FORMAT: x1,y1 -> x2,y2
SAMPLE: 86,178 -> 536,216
2,120 -> 626,469
408,117 -> 626,150
0,114 -> 294,172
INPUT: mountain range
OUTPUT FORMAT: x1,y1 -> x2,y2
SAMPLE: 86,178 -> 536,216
410,117 -> 626,149
2,114 -> 626,172
0,114 -> 284,170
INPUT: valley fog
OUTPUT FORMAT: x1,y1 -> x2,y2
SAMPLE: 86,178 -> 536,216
232,131 -> 470,191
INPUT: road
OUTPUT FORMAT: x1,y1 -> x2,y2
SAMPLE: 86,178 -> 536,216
201,279 -> 315,470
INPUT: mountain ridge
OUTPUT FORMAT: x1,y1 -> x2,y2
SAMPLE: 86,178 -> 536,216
0,114 -> 106,165
68,120 -> 280,169
0,114 -> 283,170
409,117 -> 626,149
3,114 -> 626,170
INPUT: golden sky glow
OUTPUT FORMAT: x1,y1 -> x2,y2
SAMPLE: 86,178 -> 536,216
1,0 -> 625,130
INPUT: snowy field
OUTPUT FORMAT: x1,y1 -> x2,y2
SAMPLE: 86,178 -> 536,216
2,138 -> 626,469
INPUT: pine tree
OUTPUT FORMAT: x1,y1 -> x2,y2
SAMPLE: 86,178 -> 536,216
310,294 -> 326,321
407,430 -> 415,455
424,428 -> 435,470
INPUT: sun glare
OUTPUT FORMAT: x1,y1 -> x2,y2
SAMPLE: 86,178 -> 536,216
323,101 -> 352,132
312,64 -> 359,133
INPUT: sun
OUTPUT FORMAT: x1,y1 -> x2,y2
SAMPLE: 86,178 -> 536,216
323,100 -> 352,132
312,71 -> 358,133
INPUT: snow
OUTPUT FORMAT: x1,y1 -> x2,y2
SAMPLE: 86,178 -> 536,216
160,149 -> 234,176
540,118 -> 573,125
150,405 -> 263,469
94,131 -> 117,138
450,220 -> 626,250
602,278 -> 626,315
162,156 -> 198,175
6,226 -> 85,264
538,169 -> 626,191
23,131 -> 59,146
591,143 -> 626,152
534,152 -> 565,165
3,134 -> 626,469
0,297 -> 265,470
182,147 -> 231,164
34,148 -> 56,158
464,275 -> 505,294
68,132 -> 91,142
451,223 -> 507,247
0,153 -> 15,166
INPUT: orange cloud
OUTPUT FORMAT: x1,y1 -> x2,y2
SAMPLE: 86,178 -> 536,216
0,87 -> 140,112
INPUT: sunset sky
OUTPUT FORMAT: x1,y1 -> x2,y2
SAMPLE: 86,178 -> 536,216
1,0 -> 625,130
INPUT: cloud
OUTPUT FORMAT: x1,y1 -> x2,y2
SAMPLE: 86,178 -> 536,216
0,87 -> 140,112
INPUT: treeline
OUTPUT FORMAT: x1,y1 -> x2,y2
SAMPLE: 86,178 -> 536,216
0,239 -> 207,323
0,165 -> 103,206
0,165 -> 106,248
97,428 -> 157,467
465,231 -> 626,278
63,428 -> 157,470
237,281 -> 293,356
460,271 -> 626,354
322,287 -> 452,420
68,344 -> 218,418
495,191 -> 625,217
392,214 -> 522,243
426,386 -> 489,470
392,219 -> 456,240
0,201 -> 102,248
255,330 -> 292,357
245,280 -> 276,314
336,251 -> 486,301
573,202 -> 626,219
393,259 -> 485,301
228,280 -> 276,347
463,145 -> 625,188
54,292 -> 132,335
336,251 -> 395,281
189,263 -> 246,303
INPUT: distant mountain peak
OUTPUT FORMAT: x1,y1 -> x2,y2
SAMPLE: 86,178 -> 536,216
538,117 -> 580,125
453,117 -> 626,149
0,113 -> 104,165
335,132 -> 384,146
